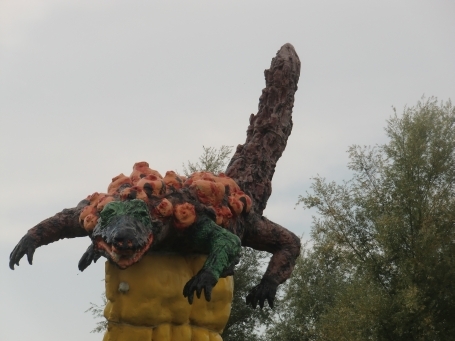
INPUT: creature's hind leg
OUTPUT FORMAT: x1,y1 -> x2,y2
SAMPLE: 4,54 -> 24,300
242,213 -> 301,309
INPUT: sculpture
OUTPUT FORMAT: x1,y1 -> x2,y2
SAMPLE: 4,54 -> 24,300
9,43 -> 301,340
78,169 -> 246,304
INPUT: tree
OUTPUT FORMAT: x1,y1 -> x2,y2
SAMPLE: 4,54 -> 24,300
266,97 -> 455,340
263,240 -> 355,341
86,294 -> 108,333
182,145 -> 233,176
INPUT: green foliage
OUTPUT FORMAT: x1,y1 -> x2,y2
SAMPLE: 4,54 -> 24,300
86,293 -> 108,333
265,97 -> 455,340
263,242 -> 353,341
222,247 -> 272,341
183,145 -> 233,176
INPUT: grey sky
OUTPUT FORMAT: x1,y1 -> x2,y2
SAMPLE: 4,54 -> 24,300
1,1 -> 454,340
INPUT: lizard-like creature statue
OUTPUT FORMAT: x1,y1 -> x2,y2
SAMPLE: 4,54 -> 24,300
9,43 -> 301,309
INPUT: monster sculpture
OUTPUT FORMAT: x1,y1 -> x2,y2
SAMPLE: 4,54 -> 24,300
9,43 -> 301,341
78,168 -> 248,303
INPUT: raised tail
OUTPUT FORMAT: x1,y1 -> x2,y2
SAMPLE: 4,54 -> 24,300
225,43 -> 301,215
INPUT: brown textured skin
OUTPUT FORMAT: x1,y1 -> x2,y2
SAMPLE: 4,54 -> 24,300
226,43 -> 300,215
9,44 -> 302,309
9,200 -> 89,268
226,43 -> 301,307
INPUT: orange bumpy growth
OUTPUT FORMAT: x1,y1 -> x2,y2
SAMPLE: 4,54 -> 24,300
130,161 -> 163,185
108,174 -> 132,194
164,171 -> 184,189
174,203 -> 197,229
79,161 -> 253,232
190,180 -> 225,206
154,198 -> 174,218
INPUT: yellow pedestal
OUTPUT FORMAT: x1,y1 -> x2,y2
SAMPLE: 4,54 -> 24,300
103,253 -> 233,341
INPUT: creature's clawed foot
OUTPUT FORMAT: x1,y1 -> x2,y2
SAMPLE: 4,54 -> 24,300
246,276 -> 278,309
78,244 -> 101,272
9,234 -> 37,270
183,268 -> 218,304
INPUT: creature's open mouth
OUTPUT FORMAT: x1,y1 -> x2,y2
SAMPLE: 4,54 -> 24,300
95,234 -> 154,269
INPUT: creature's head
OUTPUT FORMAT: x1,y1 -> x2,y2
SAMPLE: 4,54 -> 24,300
91,199 -> 154,269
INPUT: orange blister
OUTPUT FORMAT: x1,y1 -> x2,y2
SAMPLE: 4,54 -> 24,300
96,195 -> 115,211
231,191 -> 252,213
154,198 -> 174,218
163,171 -> 184,189
191,180 -> 225,206
130,161 -> 163,185
215,206 -> 233,227
79,204 -> 98,224
136,175 -> 166,196
83,213 -> 99,232
214,173 -> 240,194
174,203 -> 196,229
108,174 -> 132,194
120,186 -> 149,201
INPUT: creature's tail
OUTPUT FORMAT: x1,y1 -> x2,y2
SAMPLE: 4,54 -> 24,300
225,43 -> 301,215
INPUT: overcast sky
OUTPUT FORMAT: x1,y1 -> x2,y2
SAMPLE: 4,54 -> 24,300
1,1 -> 454,340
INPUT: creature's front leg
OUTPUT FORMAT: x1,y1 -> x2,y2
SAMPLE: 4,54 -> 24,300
183,218 -> 241,304
242,213 -> 301,309
9,199 -> 89,269
78,243 -> 102,271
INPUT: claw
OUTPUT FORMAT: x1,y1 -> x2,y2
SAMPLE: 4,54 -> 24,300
78,244 -> 99,272
9,234 -> 36,270
27,248 -> 34,265
246,277 -> 278,309
204,286 -> 212,301
183,268 -> 217,304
